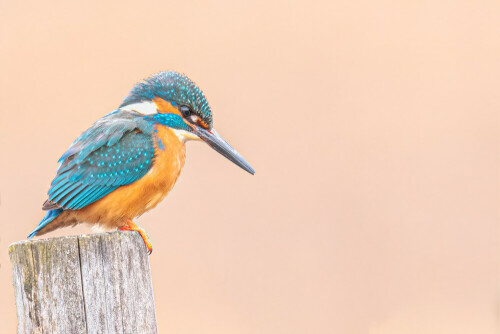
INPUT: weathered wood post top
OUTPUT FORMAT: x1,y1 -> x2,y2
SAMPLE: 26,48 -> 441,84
9,231 -> 158,334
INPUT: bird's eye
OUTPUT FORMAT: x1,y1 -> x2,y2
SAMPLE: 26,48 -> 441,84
180,105 -> 192,118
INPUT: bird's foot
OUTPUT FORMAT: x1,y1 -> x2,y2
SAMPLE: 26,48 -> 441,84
119,220 -> 153,255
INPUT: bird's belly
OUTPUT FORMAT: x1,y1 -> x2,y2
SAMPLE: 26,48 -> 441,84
74,125 -> 186,228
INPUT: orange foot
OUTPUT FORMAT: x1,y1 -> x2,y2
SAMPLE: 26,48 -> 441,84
119,220 -> 153,255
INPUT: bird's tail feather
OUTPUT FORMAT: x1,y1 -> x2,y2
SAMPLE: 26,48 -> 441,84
27,209 -> 63,239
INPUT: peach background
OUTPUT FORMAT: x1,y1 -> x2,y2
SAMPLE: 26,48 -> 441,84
0,1 -> 499,333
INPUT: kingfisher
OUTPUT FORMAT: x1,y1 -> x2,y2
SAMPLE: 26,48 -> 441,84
27,71 -> 254,253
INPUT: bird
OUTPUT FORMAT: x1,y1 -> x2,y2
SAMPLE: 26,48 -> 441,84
27,71 -> 254,253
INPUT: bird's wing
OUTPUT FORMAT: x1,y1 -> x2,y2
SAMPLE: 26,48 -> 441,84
43,110 -> 155,210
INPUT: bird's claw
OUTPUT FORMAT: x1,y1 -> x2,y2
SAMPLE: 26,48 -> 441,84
119,220 -> 153,255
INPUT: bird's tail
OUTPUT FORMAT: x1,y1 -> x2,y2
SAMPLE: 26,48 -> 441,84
27,209 -> 63,239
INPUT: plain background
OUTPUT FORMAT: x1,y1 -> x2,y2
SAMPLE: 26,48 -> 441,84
0,1 -> 498,333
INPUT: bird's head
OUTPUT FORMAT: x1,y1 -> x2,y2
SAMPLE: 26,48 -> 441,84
119,71 -> 254,174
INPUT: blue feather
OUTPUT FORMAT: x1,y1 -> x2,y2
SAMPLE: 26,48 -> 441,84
49,181 -> 73,198
45,110 -> 155,210
52,182 -> 81,202
27,209 -> 63,239
66,185 -> 100,209
59,184 -> 86,207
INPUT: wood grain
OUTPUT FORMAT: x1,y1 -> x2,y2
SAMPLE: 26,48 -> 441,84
9,231 -> 158,334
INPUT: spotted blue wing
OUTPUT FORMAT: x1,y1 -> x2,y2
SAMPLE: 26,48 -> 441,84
43,110 -> 155,210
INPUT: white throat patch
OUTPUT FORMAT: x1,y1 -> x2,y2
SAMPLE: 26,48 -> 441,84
121,101 -> 158,115
120,101 -> 201,142
172,129 -> 201,142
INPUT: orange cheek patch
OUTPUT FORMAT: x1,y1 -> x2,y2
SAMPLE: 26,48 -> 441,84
153,97 -> 181,116
196,119 -> 209,129
153,97 -> 209,130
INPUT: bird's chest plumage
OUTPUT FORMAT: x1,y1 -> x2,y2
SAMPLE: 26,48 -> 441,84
136,124 -> 186,211
75,125 -> 186,227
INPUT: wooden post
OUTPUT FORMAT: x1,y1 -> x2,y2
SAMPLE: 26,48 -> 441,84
9,231 -> 158,334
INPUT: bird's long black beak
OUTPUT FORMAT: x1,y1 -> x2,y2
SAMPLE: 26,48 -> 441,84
195,127 -> 255,174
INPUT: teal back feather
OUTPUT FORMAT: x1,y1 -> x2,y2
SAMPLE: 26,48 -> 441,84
46,110 -> 155,210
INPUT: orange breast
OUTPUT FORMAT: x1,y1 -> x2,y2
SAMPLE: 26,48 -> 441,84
73,125 -> 186,229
